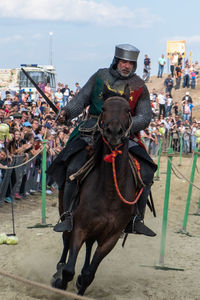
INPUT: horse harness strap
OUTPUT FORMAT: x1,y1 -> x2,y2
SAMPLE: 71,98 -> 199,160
69,154 -> 95,183
128,153 -> 144,190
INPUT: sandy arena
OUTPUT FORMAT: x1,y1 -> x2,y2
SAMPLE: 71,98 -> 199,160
0,155 -> 200,300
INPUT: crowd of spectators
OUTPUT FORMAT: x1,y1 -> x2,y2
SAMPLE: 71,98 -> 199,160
141,52 -> 200,158
0,82 -> 82,204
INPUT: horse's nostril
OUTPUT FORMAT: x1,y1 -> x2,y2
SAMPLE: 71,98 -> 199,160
118,129 -> 123,136
106,128 -> 112,135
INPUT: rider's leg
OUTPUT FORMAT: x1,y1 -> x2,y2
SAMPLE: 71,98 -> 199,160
54,148 -> 89,232
125,147 -> 156,236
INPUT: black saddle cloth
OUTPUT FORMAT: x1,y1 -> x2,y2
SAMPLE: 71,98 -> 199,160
46,138 -> 87,187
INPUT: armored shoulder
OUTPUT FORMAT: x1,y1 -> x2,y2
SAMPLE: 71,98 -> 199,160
129,74 -> 145,90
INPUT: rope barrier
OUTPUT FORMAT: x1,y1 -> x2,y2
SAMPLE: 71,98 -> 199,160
169,158 -> 200,191
0,270 -> 94,300
0,148 -> 43,170
0,139 -> 60,170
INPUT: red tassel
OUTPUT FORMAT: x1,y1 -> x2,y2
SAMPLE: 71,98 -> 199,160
104,153 -> 113,163
104,150 -> 122,163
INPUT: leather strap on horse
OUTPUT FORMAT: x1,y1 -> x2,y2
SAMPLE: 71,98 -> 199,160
102,136 -> 143,206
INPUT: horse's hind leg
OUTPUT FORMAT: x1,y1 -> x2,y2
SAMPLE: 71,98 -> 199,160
76,239 -> 95,290
77,234 -> 120,296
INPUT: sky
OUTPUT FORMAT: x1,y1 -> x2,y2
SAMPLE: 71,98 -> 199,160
0,0 -> 200,90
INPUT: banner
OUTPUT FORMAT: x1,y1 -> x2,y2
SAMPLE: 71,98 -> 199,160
167,40 -> 186,58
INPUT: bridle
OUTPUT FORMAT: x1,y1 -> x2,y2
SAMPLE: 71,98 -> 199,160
97,111 -> 133,140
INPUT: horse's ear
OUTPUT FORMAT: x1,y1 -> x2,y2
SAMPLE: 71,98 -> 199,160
122,84 -> 130,101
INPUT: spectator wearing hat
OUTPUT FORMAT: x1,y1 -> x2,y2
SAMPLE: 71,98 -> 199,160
4,101 -> 12,116
12,112 -> 22,131
13,112 -> 22,120
182,92 -> 192,104
182,100 -> 191,122
23,121 -> 32,128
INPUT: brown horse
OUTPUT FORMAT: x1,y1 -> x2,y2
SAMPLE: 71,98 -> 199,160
52,96 -> 138,295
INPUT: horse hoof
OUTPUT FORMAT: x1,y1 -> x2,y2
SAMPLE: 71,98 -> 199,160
51,277 -> 61,288
76,275 -> 82,290
51,277 -> 67,290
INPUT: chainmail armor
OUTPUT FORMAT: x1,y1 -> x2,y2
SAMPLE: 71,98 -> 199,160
63,66 -> 152,134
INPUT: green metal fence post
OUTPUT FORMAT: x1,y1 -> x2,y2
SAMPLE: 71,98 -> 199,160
27,140 -> 53,229
169,134 -> 172,149
158,147 -> 173,266
180,148 -> 198,234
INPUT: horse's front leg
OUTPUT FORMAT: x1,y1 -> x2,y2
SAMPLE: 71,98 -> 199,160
77,233 -> 120,296
56,229 -> 85,290
58,232 -> 71,265
51,232 -> 70,287
76,239 -> 95,291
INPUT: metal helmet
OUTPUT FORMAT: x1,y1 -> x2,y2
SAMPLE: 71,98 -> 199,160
114,44 -> 140,62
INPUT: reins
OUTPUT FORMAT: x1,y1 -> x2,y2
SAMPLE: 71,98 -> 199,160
102,135 -> 143,206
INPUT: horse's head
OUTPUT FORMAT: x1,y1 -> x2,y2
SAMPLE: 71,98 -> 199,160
98,97 -> 132,147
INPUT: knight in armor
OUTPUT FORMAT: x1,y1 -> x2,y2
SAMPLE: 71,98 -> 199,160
47,44 -> 157,236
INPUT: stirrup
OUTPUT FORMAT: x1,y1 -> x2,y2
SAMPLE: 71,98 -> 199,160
53,212 -> 73,232
124,216 -> 156,237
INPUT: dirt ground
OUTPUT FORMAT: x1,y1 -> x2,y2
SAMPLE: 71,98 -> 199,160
0,155 -> 200,300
